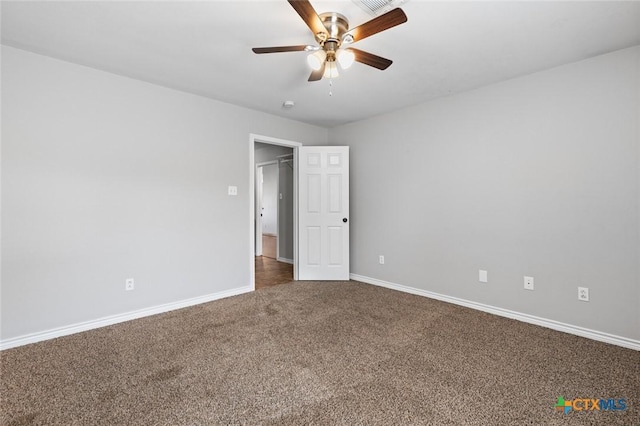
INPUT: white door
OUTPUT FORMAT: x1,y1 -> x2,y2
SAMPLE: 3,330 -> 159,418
298,146 -> 349,280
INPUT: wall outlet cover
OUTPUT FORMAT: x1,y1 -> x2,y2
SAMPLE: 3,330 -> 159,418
578,287 -> 589,302
479,270 -> 488,283
524,276 -> 534,291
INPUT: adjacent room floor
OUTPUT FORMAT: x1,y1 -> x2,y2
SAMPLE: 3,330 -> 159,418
255,256 -> 293,290
256,234 -> 294,290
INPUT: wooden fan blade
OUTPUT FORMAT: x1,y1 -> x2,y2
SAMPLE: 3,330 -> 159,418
288,0 -> 327,38
351,48 -> 393,70
344,8 -> 407,43
252,45 -> 309,54
308,62 -> 326,81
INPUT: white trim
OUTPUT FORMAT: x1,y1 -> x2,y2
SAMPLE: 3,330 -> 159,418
350,273 -> 640,351
277,257 -> 294,265
0,286 -> 252,351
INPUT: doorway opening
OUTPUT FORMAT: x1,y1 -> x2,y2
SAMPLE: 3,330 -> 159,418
255,160 -> 279,259
250,134 -> 302,290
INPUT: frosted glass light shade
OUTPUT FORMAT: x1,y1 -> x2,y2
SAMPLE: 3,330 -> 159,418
323,61 -> 339,79
337,49 -> 355,69
307,50 -> 326,71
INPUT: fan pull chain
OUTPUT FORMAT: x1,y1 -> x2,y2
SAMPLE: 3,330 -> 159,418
329,79 -> 333,97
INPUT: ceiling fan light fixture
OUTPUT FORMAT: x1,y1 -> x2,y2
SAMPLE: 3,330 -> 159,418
323,61 -> 339,79
337,49 -> 355,69
252,1 -> 407,82
307,50 -> 327,71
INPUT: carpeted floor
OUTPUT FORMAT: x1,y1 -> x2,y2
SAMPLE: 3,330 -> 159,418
1,281 -> 638,425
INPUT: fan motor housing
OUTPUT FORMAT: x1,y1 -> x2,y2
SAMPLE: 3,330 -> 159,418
317,12 -> 349,44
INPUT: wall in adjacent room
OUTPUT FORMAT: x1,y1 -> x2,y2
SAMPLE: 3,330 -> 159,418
277,156 -> 294,262
254,143 -> 293,165
1,46 -> 328,342
329,46 -> 640,342
261,164 -> 279,236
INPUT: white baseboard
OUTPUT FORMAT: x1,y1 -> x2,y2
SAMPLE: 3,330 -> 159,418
277,257 -> 294,265
0,285 -> 253,351
350,274 -> 640,351
5,277 -> 637,352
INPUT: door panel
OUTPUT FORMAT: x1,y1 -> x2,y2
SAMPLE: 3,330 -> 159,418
307,174 -> 321,212
298,146 -> 349,280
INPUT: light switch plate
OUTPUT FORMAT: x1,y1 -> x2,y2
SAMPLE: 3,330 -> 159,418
479,270 -> 488,283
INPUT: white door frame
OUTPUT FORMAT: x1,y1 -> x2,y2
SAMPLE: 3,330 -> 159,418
249,134 -> 302,289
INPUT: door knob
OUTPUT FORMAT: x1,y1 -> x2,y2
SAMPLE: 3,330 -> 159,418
343,218 -> 348,223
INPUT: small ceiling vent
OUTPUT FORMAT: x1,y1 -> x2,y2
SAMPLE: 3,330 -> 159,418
351,0 -> 407,16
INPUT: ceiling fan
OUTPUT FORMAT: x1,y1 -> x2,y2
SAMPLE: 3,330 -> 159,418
252,0 -> 408,81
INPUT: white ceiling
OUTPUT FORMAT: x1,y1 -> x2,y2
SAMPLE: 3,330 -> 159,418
2,1 -> 640,128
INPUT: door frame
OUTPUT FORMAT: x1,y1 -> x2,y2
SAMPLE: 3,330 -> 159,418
249,134 -> 302,289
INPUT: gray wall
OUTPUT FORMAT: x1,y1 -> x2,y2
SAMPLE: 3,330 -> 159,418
1,46 -> 327,340
3,43 -> 638,345
329,46 -> 640,341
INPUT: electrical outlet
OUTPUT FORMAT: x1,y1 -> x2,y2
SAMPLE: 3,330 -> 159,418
379,255 -> 385,265
479,270 -> 488,283
228,185 -> 238,196
524,276 -> 534,291
578,287 -> 589,302
125,278 -> 135,291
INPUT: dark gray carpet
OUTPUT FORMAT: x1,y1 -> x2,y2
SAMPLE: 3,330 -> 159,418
1,281 -> 638,425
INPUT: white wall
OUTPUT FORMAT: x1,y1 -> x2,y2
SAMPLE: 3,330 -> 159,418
0,46 -> 328,342
329,46 -> 640,342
